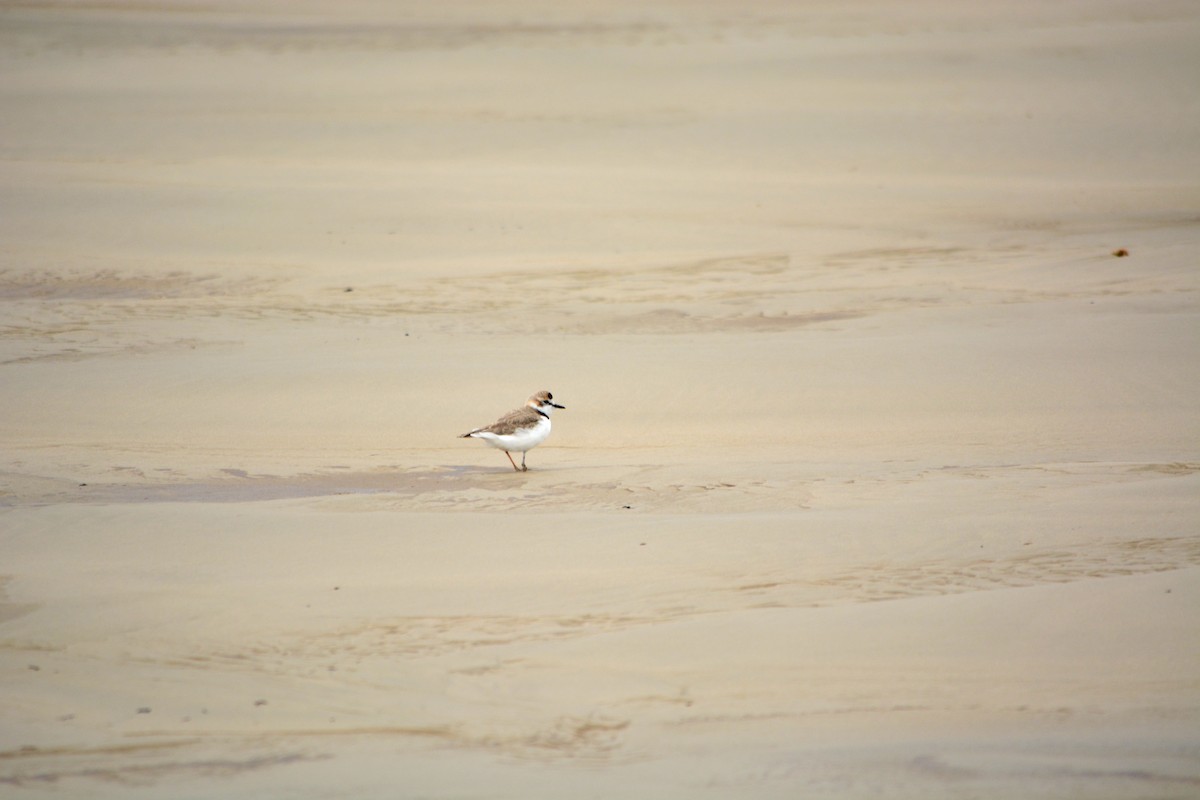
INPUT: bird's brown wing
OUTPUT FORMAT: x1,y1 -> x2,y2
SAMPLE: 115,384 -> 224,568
464,406 -> 538,437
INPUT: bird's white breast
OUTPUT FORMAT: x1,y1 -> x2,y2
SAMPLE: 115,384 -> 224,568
474,415 -> 551,452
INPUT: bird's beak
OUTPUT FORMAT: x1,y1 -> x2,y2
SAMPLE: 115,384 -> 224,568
551,402 -> 565,409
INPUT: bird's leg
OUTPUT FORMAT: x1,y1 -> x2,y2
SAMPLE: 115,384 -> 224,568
503,451 -> 520,472
520,452 -> 528,472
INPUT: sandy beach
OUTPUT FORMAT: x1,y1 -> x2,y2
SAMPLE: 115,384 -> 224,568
2,1 -> 1198,797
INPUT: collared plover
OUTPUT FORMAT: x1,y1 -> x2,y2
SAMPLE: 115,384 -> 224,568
459,390 -> 565,471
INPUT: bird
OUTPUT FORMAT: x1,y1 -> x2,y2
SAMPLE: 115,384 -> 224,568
459,390 -> 565,472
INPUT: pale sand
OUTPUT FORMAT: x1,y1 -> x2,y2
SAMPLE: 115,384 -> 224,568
1,1 -> 1199,797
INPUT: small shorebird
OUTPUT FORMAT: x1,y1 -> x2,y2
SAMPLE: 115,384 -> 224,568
459,390 -> 565,472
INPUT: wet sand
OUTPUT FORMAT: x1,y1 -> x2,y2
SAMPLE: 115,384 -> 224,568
2,1 -> 1199,797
